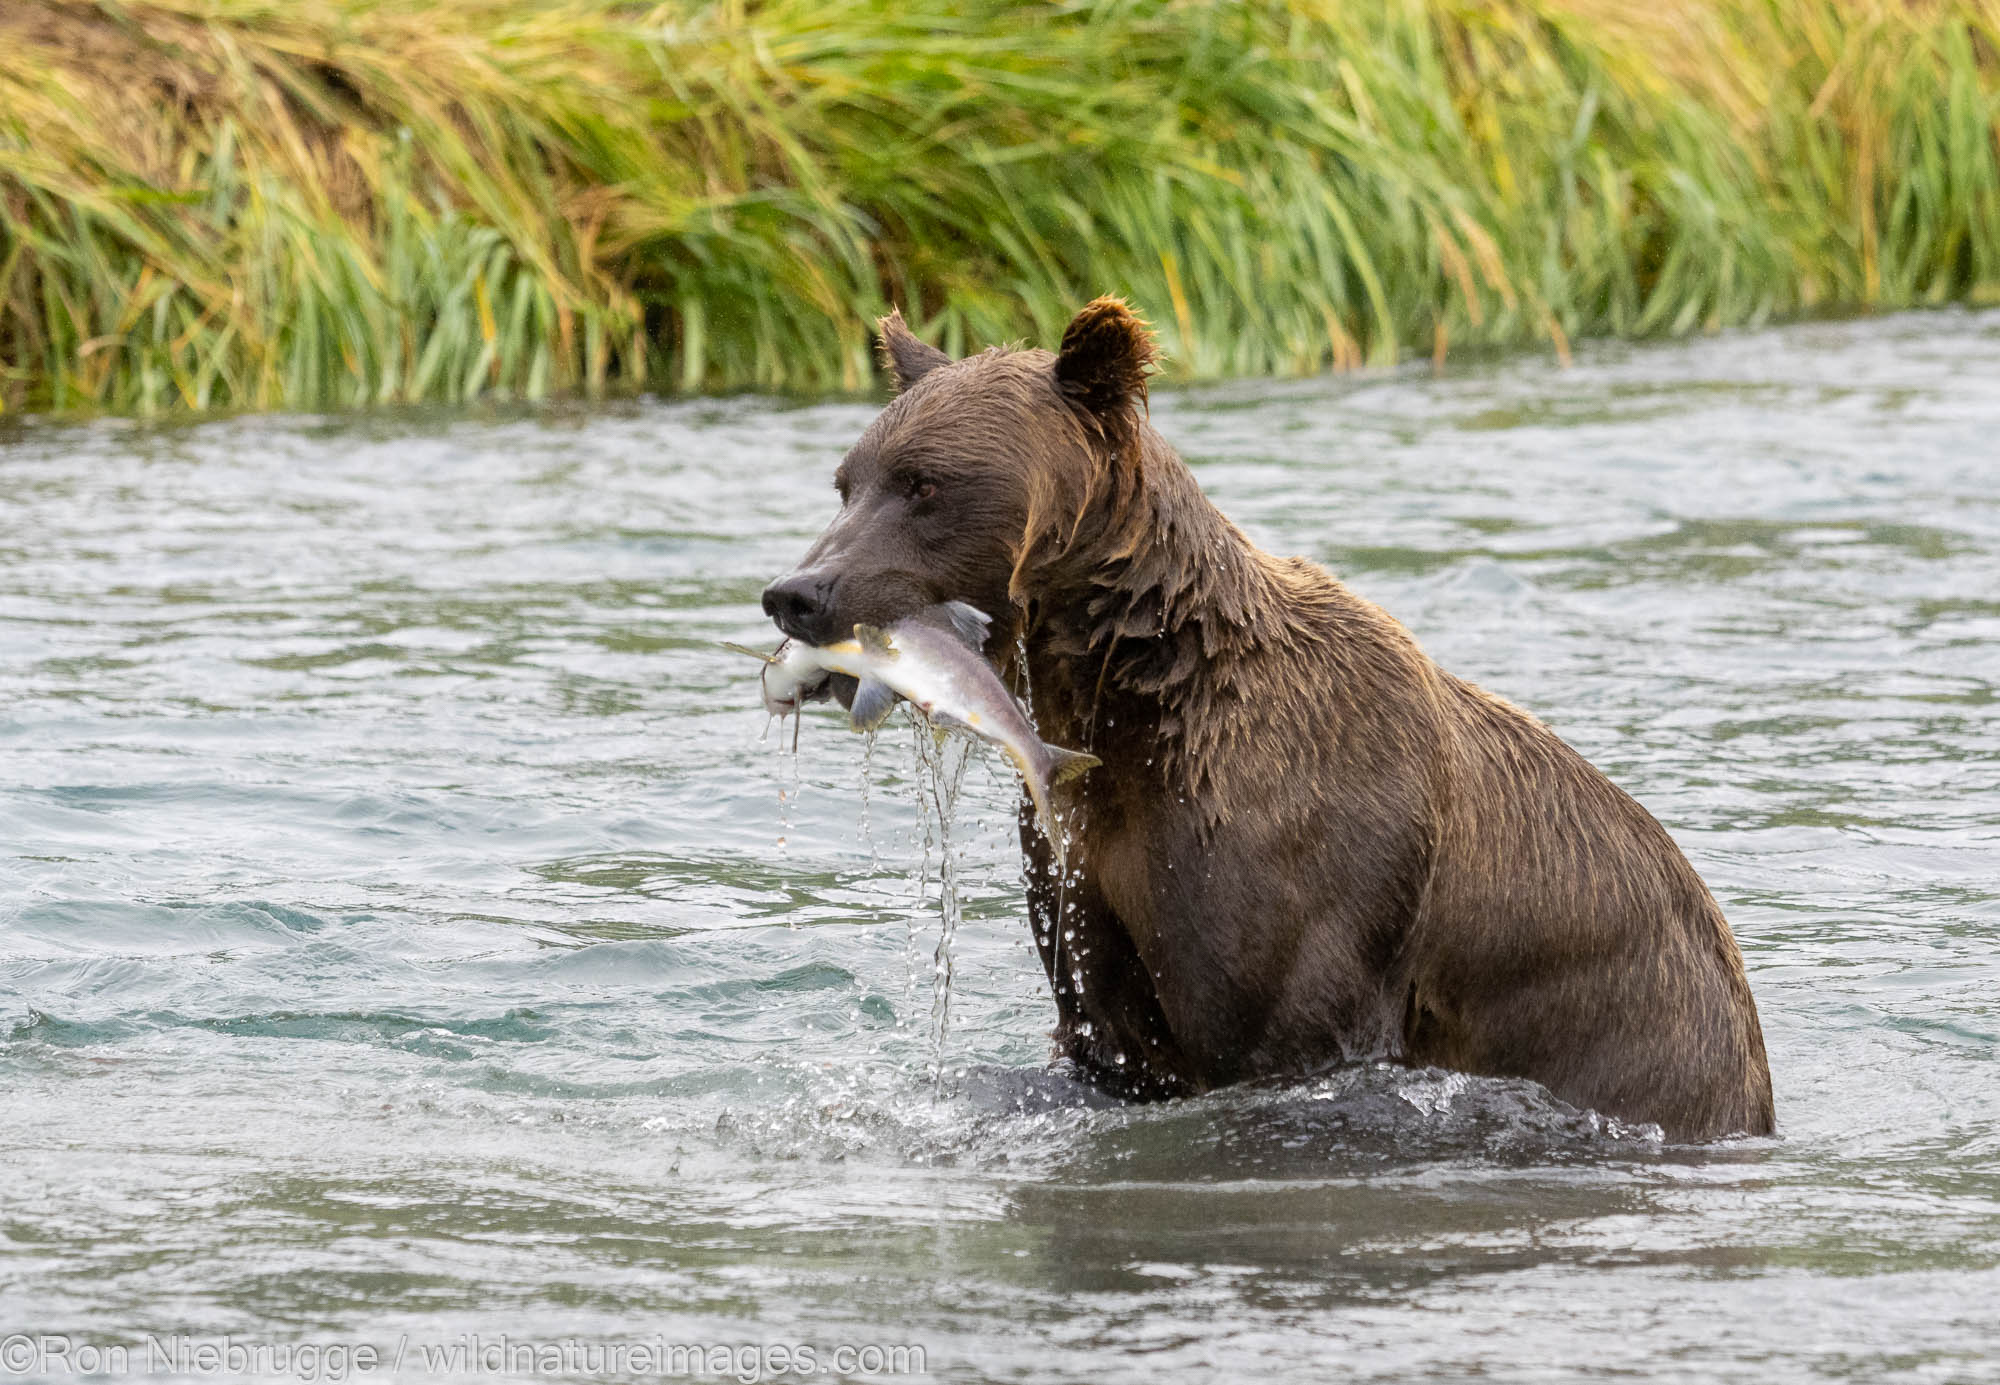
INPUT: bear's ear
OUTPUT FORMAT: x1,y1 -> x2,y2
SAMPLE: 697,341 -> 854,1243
878,308 -> 951,392
1054,296 -> 1156,433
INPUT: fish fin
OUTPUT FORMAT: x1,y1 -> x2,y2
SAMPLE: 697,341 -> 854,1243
848,677 -> 900,733
720,640 -> 780,664
941,601 -> 992,649
852,624 -> 898,658
1044,744 -> 1101,786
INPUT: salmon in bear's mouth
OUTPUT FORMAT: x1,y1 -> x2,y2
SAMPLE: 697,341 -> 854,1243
728,604 -> 1100,847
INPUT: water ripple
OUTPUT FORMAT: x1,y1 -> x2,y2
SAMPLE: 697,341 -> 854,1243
4,312 -> 1999,1379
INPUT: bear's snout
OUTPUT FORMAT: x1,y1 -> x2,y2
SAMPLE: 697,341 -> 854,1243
762,569 -> 840,645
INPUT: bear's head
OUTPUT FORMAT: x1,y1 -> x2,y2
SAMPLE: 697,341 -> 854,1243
761,297 -> 1158,652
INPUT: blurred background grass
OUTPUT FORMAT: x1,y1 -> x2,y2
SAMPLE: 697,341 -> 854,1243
2,0 -> 1996,414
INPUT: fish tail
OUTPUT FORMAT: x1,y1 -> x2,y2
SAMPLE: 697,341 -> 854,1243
1002,743 -> 1056,835
1015,742 -> 1097,857
1043,744 -> 1101,786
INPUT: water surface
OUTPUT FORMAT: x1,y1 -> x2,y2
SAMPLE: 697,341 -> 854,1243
4,310 -> 1999,1382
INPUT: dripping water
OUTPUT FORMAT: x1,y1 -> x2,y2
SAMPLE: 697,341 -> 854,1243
1010,628 -> 1088,1016
902,717 -> 931,1019
908,711 -> 971,1092
858,727 -> 880,872
1012,632 -> 1038,733
775,712 -> 801,856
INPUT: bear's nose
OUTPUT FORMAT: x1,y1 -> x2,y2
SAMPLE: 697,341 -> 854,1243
762,570 -> 837,645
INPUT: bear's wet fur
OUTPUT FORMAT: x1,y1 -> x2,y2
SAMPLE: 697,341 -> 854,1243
765,297 -> 1775,1142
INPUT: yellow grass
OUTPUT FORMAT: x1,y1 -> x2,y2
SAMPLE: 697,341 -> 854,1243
2,0 -> 1996,413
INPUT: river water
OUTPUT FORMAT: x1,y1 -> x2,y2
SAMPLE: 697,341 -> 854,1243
3,310 -> 1998,1383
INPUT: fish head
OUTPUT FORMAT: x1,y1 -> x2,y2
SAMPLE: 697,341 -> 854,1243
758,641 -> 832,716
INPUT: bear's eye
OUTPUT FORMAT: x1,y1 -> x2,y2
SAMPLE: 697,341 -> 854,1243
907,476 -> 938,504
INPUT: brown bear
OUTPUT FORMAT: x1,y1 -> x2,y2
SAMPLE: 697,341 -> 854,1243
762,297 -> 1775,1142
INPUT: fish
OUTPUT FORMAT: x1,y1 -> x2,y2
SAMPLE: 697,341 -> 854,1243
724,602 -> 1100,840
720,637 -> 832,720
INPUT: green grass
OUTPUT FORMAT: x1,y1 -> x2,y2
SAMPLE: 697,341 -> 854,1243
2,0 -> 1997,414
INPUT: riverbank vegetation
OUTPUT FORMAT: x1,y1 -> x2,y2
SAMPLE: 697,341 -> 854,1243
2,0 -> 1997,414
